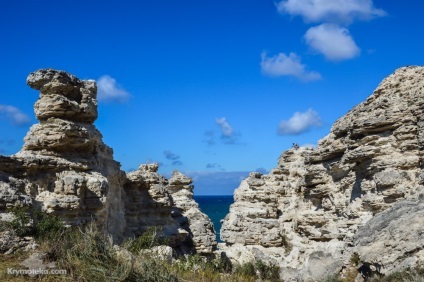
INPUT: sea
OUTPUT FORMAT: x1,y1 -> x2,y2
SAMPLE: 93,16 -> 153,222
193,195 -> 234,242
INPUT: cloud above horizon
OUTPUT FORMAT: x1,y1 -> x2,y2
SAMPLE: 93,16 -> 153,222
215,117 -> 240,144
277,109 -> 322,135
163,150 -> 183,166
0,105 -> 31,126
273,0 -> 384,66
277,0 -> 386,24
97,75 -> 131,103
206,162 -> 224,170
305,24 -> 360,61
261,52 -> 321,81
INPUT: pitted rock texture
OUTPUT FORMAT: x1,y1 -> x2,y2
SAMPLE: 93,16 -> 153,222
354,194 -> 424,276
220,66 -> 424,281
124,166 -> 217,254
168,171 -> 217,255
0,69 -> 216,254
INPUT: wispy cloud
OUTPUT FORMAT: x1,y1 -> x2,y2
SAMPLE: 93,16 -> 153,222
277,109 -> 322,135
305,24 -> 360,61
0,105 -> 31,126
203,130 -> 216,146
206,163 -> 218,169
206,163 -> 225,171
215,117 -> 240,144
97,75 -> 131,103
163,150 -> 183,166
277,0 -> 386,24
215,117 -> 234,137
261,52 -> 321,81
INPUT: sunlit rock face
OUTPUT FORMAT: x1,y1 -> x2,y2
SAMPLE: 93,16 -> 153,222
220,66 -> 424,281
0,69 -> 216,254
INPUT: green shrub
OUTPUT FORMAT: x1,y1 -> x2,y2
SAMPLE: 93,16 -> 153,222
370,267 -> 424,282
5,205 -> 65,240
255,260 -> 281,281
323,275 -> 344,282
233,260 -> 282,281
137,257 -> 178,282
125,226 -> 169,254
211,253 -> 233,273
350,252 -> 361,266
47,223 -> 150,282
234,261 -> 256,277
0,220 -> 8,232
6,205 -> 33,237
33,209 -> 65,240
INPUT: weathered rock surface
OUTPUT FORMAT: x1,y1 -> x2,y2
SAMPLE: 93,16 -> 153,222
0,231 -> 36,254
354,194 -> 424,276
168,171 -> 217,255
220,66 -> 424,281
0,69 -> 216,254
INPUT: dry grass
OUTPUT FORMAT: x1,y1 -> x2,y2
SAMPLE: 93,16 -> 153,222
1,219 -> 280,282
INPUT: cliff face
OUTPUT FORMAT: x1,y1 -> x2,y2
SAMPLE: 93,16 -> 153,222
220,66 -> 424,280
0,69 -> 217,255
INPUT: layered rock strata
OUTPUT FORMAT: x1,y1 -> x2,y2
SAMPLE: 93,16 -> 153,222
220,66 -> 424,281
353,194 -> 424,276
0,69 -> 217,254
168,171 -> 217,255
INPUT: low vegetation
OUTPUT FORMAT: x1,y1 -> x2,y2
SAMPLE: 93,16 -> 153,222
3,207 -> 423,281
369,268 -> 424,282
1,207 -> 282,281
4,205 -> 65,239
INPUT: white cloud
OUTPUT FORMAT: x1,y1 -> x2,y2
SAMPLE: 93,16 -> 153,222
278,109 -> 322,135
277,0 -> 386,23
215,117 -> 234,137
97,75 -> 131,103
0,105 -> 31,126
261,52 -> 321,81
215,117 -> 240,144
304,24 -> 360,61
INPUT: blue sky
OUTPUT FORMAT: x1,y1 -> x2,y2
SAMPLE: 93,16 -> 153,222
0,0 -> 423,194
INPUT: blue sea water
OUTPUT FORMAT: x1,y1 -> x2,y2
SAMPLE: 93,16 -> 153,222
193,195 -> 234,242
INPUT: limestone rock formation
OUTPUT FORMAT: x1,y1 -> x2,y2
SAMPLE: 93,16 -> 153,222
220,66 -> 424,281
0,69 -> 216,255
354,194 -> 424,276
168,171 -> 217,255
124,165 -> 217,254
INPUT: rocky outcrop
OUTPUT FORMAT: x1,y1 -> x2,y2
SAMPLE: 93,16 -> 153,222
220,66 -> 424,281
124,164 -> 217,254
354,194 -> 424,276
168,171 -> 217,255
0,69 -> 216,254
